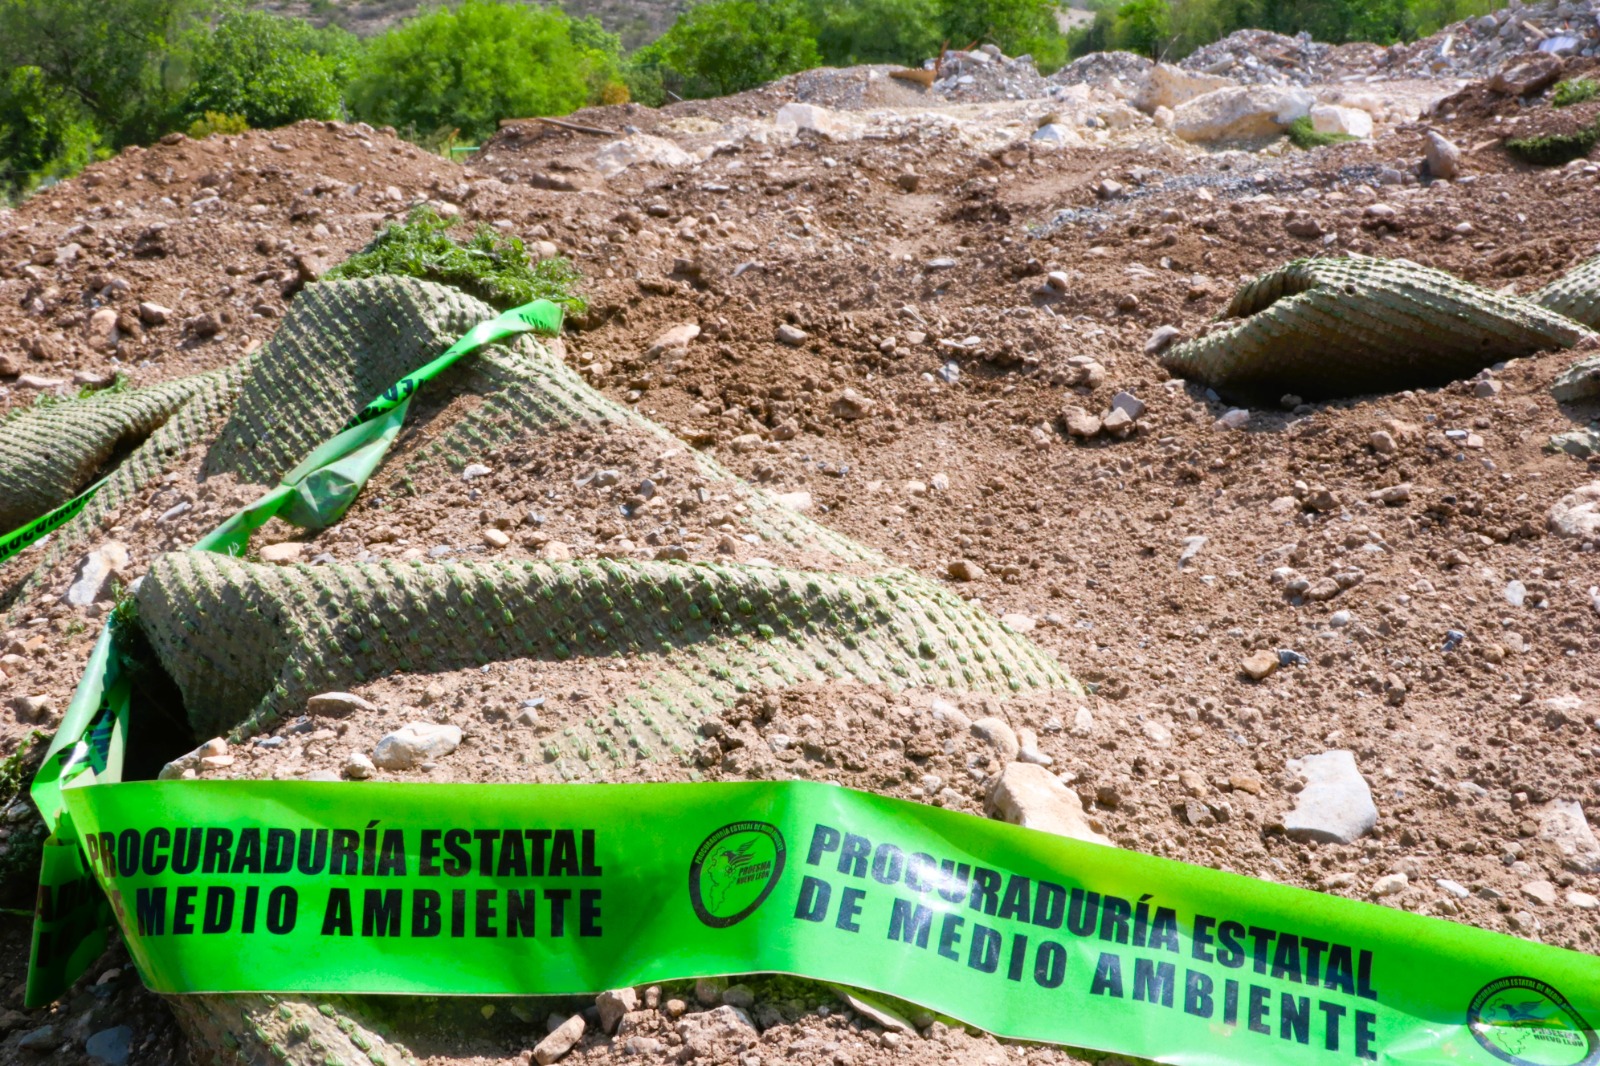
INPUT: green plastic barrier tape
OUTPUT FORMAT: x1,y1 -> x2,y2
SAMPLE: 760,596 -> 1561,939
60,778 -> 1600,1066
24,298 -> 562,1005
0,475 -> 108,566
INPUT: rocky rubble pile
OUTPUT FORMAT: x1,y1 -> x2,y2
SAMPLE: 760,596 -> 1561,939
1180,29 -> 1366,85
1389,0 -> 1600,78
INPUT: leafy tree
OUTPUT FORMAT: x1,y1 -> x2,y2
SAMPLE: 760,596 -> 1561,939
0,66 -> 102,198
346,0 -> 602,142
1114,0 -> 1173,56
935,0 -> 1058,51
176,8 -> 355,130
802,0 -> 941,66
647,0 -> 821,99
0,0 -> 213,146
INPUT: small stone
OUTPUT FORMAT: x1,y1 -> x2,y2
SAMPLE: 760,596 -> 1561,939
1370,430 -> 1397,454
1436,878 -> 1470,899
1213,408 -> 1250,430
343,752 -> 375,780
830,388 -> 875,419
833,988 -> 915,1034
970,716 -> 1020,762
17,1025 -> 59,1052
721,984 -> 754,1009
138,301 -> 172,325
1521,880 -> 1558,906
1474,378 -> 1502,398
1101,407 -> 1133,435
1568,890 -> 1599,910
12,694 -> 54,724
88,307 -> 119,350
372,722 -> 463,770
66,541 -> 130,607
947,559 -> 985,581
307,692 -> 376,718
16,374 -> 65,389
1539,800 -> 1600,873
987,762 -> 1110,845
1329,610 -> 1352,628
1228,775 -> 1264,795
542,540 -> 573,562
648,323 -> 699,356
1045,270 -> 1072,292
694,977 -> 726,1005
1110,391 -> 1146,419
774,490 -> 812,512
1548,483 -> 1600,539
1241,650 -> 1279,681
258,542 -> 303,564
597,987 -> 639,1033
482,528 -> 511,549
775,323 -> 809,346
462,463 -> 492,481
1370,873 -> 1409,898
1423,130 -> 1461,180
1282,749 -> 1378,845
1062,406 -> 1101,438
533,1014 -> 586,1065
85,1025 -> 133,1066
1145,325 -> 1181,355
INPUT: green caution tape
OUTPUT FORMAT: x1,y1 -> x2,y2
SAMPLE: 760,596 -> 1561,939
0,476 -> 107,567
58,777 -> 1600,1066
24,298 -> 563,1005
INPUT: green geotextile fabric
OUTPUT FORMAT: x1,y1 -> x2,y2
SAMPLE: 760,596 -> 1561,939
1,365 -> 244,619
133,551 -> 1075,764
1535,253 -> 1600,330
1159,256 -> 1592,400
0,370 -> 230,530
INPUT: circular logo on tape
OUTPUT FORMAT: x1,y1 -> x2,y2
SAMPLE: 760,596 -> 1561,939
688,821 -> 786,928
1468,976 -> 1599,1066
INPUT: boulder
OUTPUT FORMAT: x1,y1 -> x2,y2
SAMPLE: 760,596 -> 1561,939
1310,104 -> 1373,139
1171,85 -> 1314,143
1489,53 -> 1563,97
1136,63 -> 1235,112
593,135 -> 693,178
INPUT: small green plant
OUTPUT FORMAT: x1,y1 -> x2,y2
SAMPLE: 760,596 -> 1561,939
1553,78 -> 1600,108
1286,116 -> 1356,149
110,578 -> 140,628
1506,122 -> 1600,166
324,205 -> 586,314
187,111 -> 250,139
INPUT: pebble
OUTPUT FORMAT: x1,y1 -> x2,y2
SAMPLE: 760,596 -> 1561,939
1547,482 -> 1600,539
947,559 -> 985,581
1569,891 -> 1599,910
775,323 -> 809,346
774,490 -> 813,512
830,388 -> 876,419
259,542 -> 304,564
343,752 -> 375,780
1521,880 -> 1558,906
85,1025 -> 133,1066
482,528 -> 511,549
16,1026 -> 59,1052
1213,408 -> 1250,430
1539,800 -> 1600,873
307,691 -> 376,717
533,1014 -> 586,1065
462,463 -> 492,481
372,722 -> 463,770
11,694 -> 54,724
1110,390 -> 1146,419
1062,406 -> 1102,438
138,301 -> 172,325
1282,749 -> 1378,845
1145,325 -> 1181,355
987,763 -> 1109,845
1370,873 -> 1408,898
1504,579 -> 1526,607
970,716 -> 1021,762
1329,610 -> 1352,628
1436,879 -> 1470,899
834,988 -> 916,1034
1424,130 -> 1462,180
1240,650 -> 1279,681
597,987 -> 639,1033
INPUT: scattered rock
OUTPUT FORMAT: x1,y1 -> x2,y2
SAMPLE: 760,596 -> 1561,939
372,722 -> 464,770
84,1025 -> 133,1066
482,528 -> 511,549
343,752 -> 375,780
1489,53 -> 1563,97
987,763 -> 1110,845
947,559 -> 985,581
66,541 -> 130,607
307,691 -> 376,718
1539,800 -> 1600,873
1310,104 -> 1372,138
1521,880 -> 1558,906
87,308 -> 120,350
1423,130 -> 1461,180
774,490 -> 813,512
462,463 -> 492,481
1548,483 -> 1600,539
1171,84 -> 1314,143
1145,325 -> 1182,355
258,542 -> 304,564
597,988 -> 639,1033
775,323 -> 809,346
533,1014 -> 586,1065
11,694 -> 54,724
830,388 -> 875,419
648,323 -> 699,356
1062,406 -> 1102,438
1282,749 -> 1378,844
970,716 -> 1020,762
1370,873 -> 1408,898
1240,650 -> 1279,681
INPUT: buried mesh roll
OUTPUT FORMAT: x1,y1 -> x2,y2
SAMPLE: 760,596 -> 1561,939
133,551 -> 1078,767
1535,253 -> 1600,330
0,370 -> 231,531
1158,256 -> 1590,400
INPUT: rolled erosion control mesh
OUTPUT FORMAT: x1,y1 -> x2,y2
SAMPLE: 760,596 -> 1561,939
0,371 -> 228,531
134,551 -> 1076,763
1535,252 -> 1600,330
1159,255 -> 1591,401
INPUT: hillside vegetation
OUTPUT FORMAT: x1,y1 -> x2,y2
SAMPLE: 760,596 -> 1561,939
0,0 -> 1501,201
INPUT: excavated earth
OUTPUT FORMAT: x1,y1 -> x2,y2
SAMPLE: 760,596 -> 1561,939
2,40 -> 1600,1066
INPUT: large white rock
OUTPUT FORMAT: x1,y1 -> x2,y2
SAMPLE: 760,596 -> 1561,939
1282,750 -> 1377,844
1540,800 -> 1600,873
372,722 -> 463,770
1548,482 -> 1600,539
1136,63 -> 1236,112
66,541 -> 130,607
775,102 -> 856,140
988,763 -> 1110,845
1310,104 -> 1373,139
593,134 -> 694,178
1172,85 -> 1314,143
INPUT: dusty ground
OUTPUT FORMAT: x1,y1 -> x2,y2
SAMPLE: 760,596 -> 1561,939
2,37 -> 1600,1066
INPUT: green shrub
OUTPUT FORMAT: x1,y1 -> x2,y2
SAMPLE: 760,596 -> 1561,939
176,9 -> 354,130
324,205 -> 586,314
647,0 -> 821,100
936,0 -> 1064,54
1286,115 -> 1355,148
0,65 -> 102,198
186,110 -> 250,138
347,0 -> 603,143
1505,122 -> 1600,166
1553,78 -> 1600,108
803,0 -> 941,66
